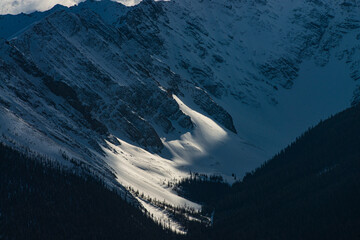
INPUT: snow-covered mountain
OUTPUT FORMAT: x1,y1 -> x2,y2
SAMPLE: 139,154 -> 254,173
0,0 -> 359,231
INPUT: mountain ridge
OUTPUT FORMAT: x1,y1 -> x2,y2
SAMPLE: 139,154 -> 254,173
1,0 -> 359,231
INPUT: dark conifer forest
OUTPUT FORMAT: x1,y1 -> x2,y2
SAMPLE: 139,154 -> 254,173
186,104 -> 360,239
0,144 -> 177,240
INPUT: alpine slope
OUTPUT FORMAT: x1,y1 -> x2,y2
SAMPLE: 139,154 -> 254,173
0,0 -> 359,231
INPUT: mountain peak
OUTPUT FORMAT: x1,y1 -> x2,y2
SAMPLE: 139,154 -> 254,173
1,0 -> 360,232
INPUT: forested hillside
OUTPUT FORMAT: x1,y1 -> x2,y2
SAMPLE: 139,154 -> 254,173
187,104 -> 360,239
2,103 -> 360,239
0,144 -> 177,240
